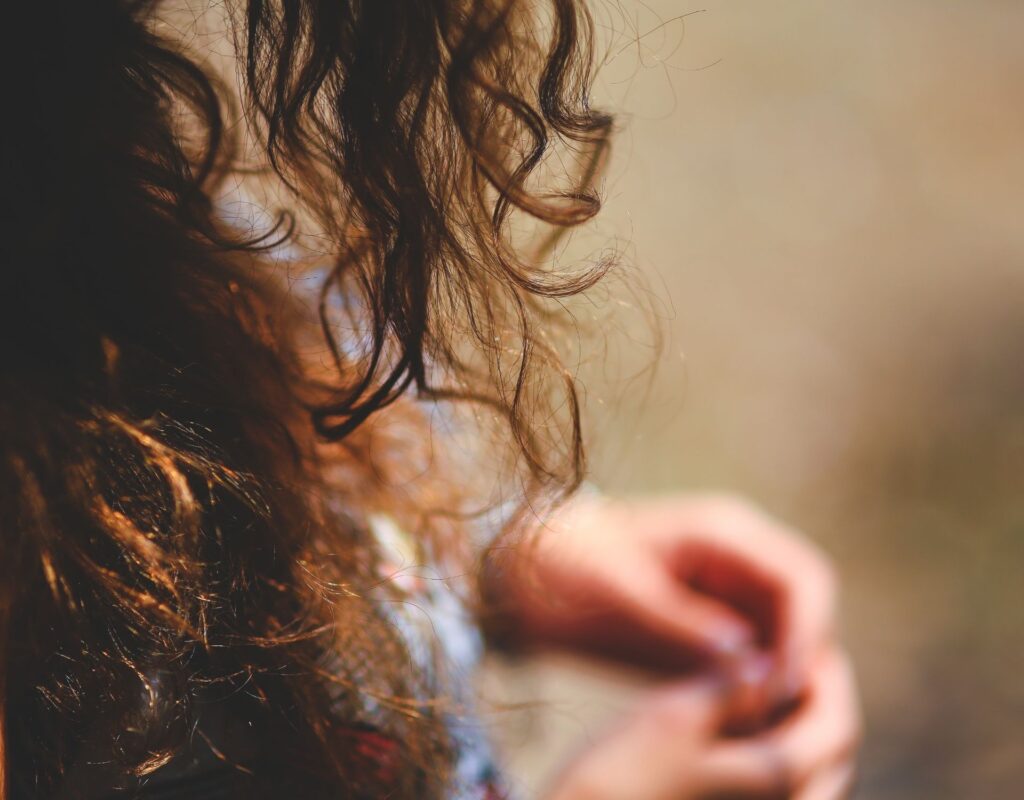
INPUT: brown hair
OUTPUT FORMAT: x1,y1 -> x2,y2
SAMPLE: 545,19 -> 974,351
1,0 -> 611,796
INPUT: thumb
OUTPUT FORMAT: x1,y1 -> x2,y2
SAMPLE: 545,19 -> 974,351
545,677 -> 729,800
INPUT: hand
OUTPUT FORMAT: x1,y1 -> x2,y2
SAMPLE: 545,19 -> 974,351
491,493 -> 838,708
545,646 -> 859,800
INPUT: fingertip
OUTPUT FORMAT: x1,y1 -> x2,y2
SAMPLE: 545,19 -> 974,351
710,620 -> 755,661
648,579 -> 756,660
721,652 -> 777,734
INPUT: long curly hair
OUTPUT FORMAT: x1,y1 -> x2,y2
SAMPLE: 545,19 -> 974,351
0,0 -> 612,796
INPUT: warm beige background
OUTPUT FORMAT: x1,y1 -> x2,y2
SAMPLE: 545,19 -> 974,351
483,3 -> 1024,799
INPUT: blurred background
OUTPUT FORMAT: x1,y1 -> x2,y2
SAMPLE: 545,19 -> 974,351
482,2 -> 1024,798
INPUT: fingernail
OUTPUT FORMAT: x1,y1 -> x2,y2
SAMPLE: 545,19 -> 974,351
712,625 -> 751,659
737,653 -> 774,690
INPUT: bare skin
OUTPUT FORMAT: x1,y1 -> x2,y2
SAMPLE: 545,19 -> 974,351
490,493 -> 861,800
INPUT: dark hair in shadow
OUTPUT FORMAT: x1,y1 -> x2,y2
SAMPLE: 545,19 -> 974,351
0,0 -> 612,796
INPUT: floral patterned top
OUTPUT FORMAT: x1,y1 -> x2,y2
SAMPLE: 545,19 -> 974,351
367,513 -> 509,800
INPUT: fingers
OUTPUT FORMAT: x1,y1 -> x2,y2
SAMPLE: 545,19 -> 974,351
546,677 -> 730,800
676,496 -> 837,696
767,649 -> 860,779
698,648 -> 861,797
696,737 -> 792,798
775,553 -> 836,699
634,569 -> 757,661
546,649 -> 860,800
640,675 -> 736,735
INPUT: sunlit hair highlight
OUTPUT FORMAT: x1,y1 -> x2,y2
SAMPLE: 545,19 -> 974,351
0,0 -> 612,796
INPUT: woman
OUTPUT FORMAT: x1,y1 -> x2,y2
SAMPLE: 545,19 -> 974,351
1,0 -> 858,797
